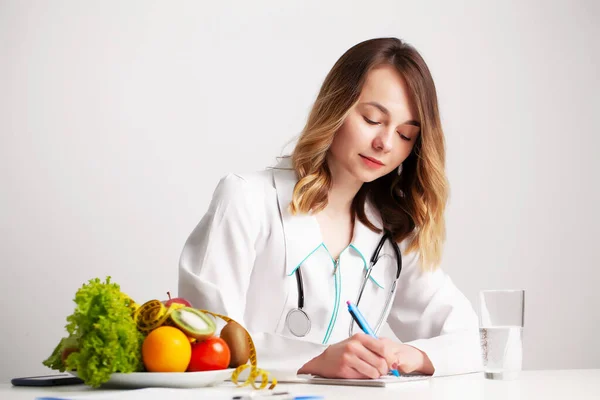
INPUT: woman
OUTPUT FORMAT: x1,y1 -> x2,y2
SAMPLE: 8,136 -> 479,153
178,37 -> 482,379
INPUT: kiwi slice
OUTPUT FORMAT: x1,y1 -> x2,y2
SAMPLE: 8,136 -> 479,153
220,321 -> 250,368
170,307 -> 216,340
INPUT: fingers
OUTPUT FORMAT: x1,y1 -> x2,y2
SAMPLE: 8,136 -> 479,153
353,333 -> 397,368
335,336 -> 389,378
344,339 -> 389,378
340,351 -> 383,379
324,334 -> 402,379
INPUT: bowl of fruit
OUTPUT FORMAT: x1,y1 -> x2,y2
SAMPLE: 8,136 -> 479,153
43,277 -> 275,389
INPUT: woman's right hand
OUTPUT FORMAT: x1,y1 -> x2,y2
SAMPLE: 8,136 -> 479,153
297,333 -> 397,379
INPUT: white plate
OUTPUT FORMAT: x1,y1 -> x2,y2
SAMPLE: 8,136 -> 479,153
72,369 -> 236,389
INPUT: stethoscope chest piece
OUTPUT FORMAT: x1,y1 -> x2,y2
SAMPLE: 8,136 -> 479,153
285,308 -> 311,337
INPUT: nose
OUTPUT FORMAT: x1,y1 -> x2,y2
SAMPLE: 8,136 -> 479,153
372,126 -> 395,152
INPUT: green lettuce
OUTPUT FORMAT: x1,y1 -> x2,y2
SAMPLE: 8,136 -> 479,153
43,277 -> 145,387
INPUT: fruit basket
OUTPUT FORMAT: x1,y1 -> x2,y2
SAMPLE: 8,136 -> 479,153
43,277 -> 276,390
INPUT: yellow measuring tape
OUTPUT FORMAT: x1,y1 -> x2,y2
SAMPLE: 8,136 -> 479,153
199,309 -> 277,390
133,300 -> 183,332
133,300 -> 277,390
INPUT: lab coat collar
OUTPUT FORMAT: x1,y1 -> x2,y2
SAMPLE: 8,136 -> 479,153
349,199 -> 385,269
272,157 -> 323,277
271,157 -> 385,277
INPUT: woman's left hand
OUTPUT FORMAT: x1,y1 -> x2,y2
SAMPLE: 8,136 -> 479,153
377,338 -> 435,375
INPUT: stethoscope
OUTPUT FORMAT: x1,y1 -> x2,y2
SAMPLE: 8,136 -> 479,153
285,231 -> 402,338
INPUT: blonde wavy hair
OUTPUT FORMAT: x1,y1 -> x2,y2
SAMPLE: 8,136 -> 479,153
288,37 -> 449,271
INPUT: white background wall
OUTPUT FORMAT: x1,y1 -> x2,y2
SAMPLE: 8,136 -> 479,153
1,0 -> 598,383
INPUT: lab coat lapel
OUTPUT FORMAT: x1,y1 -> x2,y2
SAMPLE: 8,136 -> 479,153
272,157 -> 323,277
350,199 -> 395,290
351,198 -> 384,255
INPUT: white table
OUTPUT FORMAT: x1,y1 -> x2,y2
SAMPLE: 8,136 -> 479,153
3,370 -> 599,400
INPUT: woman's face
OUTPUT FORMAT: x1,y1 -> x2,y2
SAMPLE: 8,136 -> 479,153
328,64 -> 421,183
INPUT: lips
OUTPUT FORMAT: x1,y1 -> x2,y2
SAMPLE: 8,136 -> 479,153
360,155 -> 384,166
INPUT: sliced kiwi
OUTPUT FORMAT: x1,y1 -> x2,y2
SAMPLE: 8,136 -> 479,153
220,321 -> 250,368
170,307 -> 216,340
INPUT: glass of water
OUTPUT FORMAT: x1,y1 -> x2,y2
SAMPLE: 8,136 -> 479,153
478,289 -> 524,380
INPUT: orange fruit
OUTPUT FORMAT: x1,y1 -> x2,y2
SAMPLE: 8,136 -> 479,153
142,326 -> 192,372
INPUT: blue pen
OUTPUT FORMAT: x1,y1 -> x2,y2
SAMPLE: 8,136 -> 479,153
346,301 -> 401,377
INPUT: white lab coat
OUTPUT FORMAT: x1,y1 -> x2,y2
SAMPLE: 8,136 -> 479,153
178,158 -> 483,377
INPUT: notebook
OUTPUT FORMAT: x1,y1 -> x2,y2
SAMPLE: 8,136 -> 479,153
303,373 -> 431,387
273,373 -> 430,387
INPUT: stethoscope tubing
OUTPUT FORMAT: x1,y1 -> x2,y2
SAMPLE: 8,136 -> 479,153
288,232 -> 402,338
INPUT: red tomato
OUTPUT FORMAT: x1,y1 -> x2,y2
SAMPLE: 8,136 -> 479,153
187,337 -> 231,372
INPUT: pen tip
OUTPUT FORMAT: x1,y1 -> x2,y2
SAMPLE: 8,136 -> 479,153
346,300 -> 351,306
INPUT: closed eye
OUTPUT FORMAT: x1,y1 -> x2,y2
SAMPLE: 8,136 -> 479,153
363,116 -> 380,125
365,115 -> 412,141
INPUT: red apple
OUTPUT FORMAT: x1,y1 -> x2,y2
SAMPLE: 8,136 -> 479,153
164,291 -> 192,307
